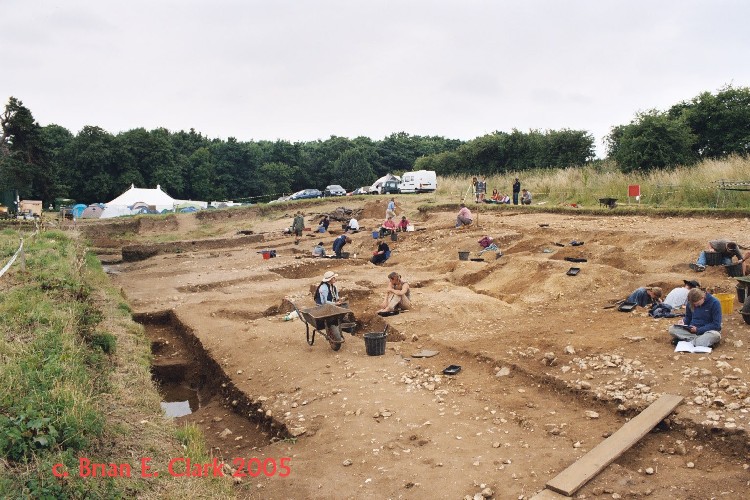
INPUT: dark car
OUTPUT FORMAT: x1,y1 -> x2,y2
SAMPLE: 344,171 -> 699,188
290,189 -> 322,200
382,179 -> 401,194
324,185 -> 347,197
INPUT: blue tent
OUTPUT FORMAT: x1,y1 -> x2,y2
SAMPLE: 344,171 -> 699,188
72,204 -> 87,218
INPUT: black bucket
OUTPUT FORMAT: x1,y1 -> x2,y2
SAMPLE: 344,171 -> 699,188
726,262 -> 744,277
737,285 -> 746,304
705,252 -> 723,266
364,332 -> 386,356
458,251 -> 470,261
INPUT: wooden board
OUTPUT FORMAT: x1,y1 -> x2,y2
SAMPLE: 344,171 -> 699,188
530,488 -> 569,499
546,394 -> 682,496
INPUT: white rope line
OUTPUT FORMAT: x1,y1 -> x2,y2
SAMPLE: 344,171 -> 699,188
0,239 -> 24,279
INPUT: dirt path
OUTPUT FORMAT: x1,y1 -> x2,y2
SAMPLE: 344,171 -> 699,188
105,201 -> 750,499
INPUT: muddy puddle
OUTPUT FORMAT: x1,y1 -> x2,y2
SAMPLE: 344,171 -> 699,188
136,311 -> 290,455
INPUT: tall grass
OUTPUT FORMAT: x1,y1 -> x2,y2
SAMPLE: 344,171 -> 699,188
436,155 -> 750,208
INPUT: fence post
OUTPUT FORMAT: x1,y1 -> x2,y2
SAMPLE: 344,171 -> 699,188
20,238 -> 26,272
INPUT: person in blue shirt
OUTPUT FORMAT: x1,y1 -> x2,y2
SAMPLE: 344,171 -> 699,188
332,235 -> 351,258
668,288 -> 721,347
314,271 -> 343,305
626,286 -> 662,307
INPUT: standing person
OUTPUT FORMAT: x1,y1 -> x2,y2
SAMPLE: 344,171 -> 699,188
332,234 -> 352,258
668,288 -> 722,347
455,203 -> 473,228
378,272 -> 411,313
626,286 -> 663,307
371,240 -> 391,265
292,212 -> 305,244
512,178 -> 521,205
477,176 -> 487,202
664,280 -> 700,309
318,215 -> 330,233
690,239 -> 749,273
386,198 -> 397,220
471,177 -> 478,202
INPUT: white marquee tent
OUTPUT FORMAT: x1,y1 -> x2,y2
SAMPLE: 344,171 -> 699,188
102,184 -> 208,218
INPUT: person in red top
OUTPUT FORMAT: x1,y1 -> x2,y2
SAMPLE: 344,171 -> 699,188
397,216 -> 409,232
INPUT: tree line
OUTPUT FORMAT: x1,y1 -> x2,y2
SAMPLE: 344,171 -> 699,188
2,85 -> 749,206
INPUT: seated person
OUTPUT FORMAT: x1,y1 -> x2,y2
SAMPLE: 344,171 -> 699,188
490,189 -> 500,202
314,271 -> 345,305
521,189 -> 532,205
397,216 -> 409,232
455,203 -> 473,227
312,241 -> 326,257
378,272 -> 411,313
345,218 -> 360,232
690,239 -> 749,272
379,217 -> 396,238
318,215 -> 330,233
626,286 -> 662,307
500,194 -> 511,204
371,240 -> 391,265
332,235 -> 351,258
668,288 -> 721,347
663,280 -> 700,309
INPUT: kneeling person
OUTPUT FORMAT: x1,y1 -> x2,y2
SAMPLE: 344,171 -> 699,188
668,288 -> 721,347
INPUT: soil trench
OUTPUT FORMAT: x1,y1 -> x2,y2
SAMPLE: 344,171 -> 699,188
106,202 -> 750,499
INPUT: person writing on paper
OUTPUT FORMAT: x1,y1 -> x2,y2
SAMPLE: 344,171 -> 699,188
668,288 -> 721,347
378,272 -> 411,313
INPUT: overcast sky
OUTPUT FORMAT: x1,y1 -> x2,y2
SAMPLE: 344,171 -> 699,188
2,0 -> 748,158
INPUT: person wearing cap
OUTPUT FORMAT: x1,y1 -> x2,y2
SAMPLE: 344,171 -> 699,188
315,271 -> 344,305
378,272 -> 411,313
690,239 -> 749,272
332,234 -> 352,258
455,203 -> 473,228
312,241 -> 326,258
626,286 -> 663,307
663,280 -> 700,309
669,288 -> 721,347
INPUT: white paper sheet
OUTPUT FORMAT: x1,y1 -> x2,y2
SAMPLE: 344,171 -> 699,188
674,341 -> 712,354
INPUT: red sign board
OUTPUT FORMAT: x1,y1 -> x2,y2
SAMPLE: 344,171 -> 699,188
628,185 -> 640,197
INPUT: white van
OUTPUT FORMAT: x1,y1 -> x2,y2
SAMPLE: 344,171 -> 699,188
399,170 -> 437,193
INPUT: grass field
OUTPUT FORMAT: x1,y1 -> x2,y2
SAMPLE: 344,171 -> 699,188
435,155 -> 750,208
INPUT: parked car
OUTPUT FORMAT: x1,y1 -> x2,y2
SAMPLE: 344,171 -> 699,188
324,185 -> 347,197
290,189 -> 323,200
381,179 -> 401,195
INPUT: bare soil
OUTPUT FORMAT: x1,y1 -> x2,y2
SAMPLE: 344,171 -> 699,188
101,199 -> 750,499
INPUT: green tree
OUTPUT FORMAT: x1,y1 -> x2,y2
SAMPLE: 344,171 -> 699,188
68,126 -> 118,202
669,85 -> 750,159
0,97 -> 57,203
606,110 -> 696,172
331,148 -> 375,189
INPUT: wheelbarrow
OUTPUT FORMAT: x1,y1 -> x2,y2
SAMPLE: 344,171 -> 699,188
290,302 -> 352,351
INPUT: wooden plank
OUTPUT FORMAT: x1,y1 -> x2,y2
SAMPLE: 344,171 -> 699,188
530,488 -> 570,499
546,394 -> 682,496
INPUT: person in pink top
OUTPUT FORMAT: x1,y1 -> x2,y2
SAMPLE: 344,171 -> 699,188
455,203 -> 473,227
